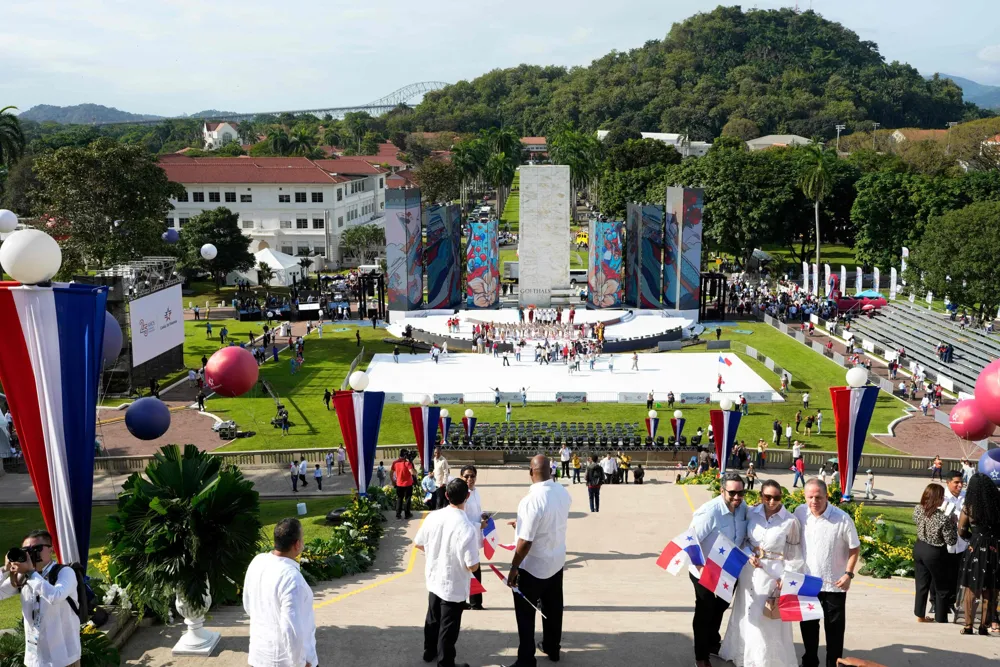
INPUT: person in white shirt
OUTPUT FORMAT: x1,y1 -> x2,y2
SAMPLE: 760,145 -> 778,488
243,518 -> 317,667
297,459 -> 309,488
802,392 -> 810,409
794,479 -> 861,667
558,444 -> 572,479
336,445 -> 347,475
414,478 -> 480,667
460,465 -> 489,611
791,441 -> 802,461
325,451 -> 334,478
433,447 -> 452,509
940,471 -> 967,612
504,455 -> 572,666
600,452 -> 619,484
0,530 -> 80,667
784,423 -> 793,447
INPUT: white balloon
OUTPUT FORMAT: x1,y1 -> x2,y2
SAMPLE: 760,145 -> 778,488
648,410 -> 658,419
0,209 -> 18,234
673,410 -> 684,419
720,398 -> 734,411
348,371 -> 369,391
846,366 -> 868,388
440,408 -> 450,419
0,229 -> 62,284
200,243 -> 218,260
464,409 -> 474,419
420,394 -> 431,406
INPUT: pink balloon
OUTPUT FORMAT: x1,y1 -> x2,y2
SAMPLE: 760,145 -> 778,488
205,347 -> 259,398
975,359 -> 1000,426
950,398 -> 994,441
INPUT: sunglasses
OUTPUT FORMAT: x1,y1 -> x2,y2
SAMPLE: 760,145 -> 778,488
762,494 -> 782,501
462,474 -> 477,479
725,489 -> 746,497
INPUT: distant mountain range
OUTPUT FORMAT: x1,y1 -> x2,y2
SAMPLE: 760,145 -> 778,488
937,74 -> 1000,109
17,104 -> 239,124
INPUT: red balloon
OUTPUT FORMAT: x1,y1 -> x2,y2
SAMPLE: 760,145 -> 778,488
205,347 -> 259,397
949,398 -> 994,441
975,359 -> 1000,426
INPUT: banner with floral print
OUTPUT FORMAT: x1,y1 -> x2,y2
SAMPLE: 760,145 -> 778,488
676,188 -> 704,310
466,220 -> 499,309
588,219 -> 623,308
385,188 -> 423,310
424,204 -> 463,309
624,203 -> 641,307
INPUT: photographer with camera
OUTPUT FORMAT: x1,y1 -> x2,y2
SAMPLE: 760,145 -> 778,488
0,530 -> 81,667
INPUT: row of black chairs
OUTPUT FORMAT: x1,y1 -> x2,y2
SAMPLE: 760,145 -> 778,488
443,432 -> 707,450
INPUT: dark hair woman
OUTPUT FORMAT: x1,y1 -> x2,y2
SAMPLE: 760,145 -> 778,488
912,484 -> 957,623
958,473 -> 1000,634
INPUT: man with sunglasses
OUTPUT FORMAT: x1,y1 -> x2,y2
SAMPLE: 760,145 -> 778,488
460,465 -> 489,611
688,472 -> 748,667
0,530 -> 81,667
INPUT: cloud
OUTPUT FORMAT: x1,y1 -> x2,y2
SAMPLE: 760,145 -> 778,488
979,45 -> 1000,63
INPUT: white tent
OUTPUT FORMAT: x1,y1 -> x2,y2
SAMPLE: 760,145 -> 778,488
230,248 -> 305,287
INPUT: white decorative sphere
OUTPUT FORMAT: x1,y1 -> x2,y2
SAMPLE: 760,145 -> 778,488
720,398 -> 734,411
846,367 -> 868,388
440,409 -> 450,419
200,243 -> 218,260
0,229 -> 62,284
464,409 -> 474,419
673,410 -> 684,419
420,394 -> 431,407
0,209 -> 18,234
648,410 -> 658,419
348,371 -> 369,391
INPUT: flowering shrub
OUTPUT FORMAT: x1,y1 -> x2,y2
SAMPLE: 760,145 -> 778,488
298,491 -> 388,585
845,502 -> 915,579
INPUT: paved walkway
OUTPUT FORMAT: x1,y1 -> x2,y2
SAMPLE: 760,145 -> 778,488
118,467 -> 1000,667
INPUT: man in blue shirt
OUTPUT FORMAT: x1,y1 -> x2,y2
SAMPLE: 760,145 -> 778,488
688,472 -> 749,667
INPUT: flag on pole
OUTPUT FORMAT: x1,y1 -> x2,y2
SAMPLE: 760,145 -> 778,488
462,415 -> 477,438
410,405 -> 442,473
710,408 -> 743,476
487,564 -> 546,618
655,530 -> 705,575
333,389 -> 386,496
469,576 -> 487,596
671,417 -> 685,443
802,261 -> 809,292
698,534 -> 749,603
824,264 -> 832,298
440,414 -> 452,442
855,267 -> 862,294
830,384 -> 879,501
889,268 -> 898,300
873,267 -> 881,293
840,265 -> 847,297
901,247 -> 909,284
482,517 -> 515,559
812,263 -> 819,296
718,355 -> 732,367
645,417 -> 659,439
778,570 -> 824,621
0,283 -> 108,565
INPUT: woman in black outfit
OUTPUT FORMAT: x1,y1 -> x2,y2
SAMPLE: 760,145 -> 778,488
958,473 -> 1000,635
912,483 -> 957,623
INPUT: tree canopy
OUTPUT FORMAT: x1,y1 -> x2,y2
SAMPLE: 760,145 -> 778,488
175,207 -> 255,291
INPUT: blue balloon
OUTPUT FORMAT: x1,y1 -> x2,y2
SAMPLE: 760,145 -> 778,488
102,311 -> 123,368
162,228 -> 179,244
979,449 -> 1000,485
125,397 -> 171,440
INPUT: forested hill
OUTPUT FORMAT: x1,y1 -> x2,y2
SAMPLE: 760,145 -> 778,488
403,6 -> 985,140
18,104 -> 164,124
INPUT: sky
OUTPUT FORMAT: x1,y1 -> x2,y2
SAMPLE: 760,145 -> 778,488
2,0 -> 999,117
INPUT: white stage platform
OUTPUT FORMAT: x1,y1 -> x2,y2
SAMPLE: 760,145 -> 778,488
385,309 -> 697,343
363,351 -> 781,404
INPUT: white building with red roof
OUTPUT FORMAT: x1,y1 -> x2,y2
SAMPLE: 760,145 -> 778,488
202,122 -> 241,150
159,155 -> 388,268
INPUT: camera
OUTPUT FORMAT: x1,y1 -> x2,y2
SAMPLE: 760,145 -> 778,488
6,545 -> 43,565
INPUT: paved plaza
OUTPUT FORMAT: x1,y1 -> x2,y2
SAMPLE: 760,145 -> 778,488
116,467 -> 1000,667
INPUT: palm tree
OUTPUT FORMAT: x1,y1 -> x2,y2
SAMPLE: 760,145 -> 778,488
484,151 -> 516,218
480,127 -> 521,217
297,256 -> 314,286
797,143 -> 836,266
452,139 -> 489,214
288,126 -> 317,156
237,120 -> 258,145
0,106 -> 25,168
257,261 -> 275,287
549,125 -> 602,218
266,127 -> 290,156
322,127 -> 341,148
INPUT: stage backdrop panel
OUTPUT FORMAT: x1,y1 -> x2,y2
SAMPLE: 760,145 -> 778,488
588,219 -> 624,308
663,196 -> 680,309
518,165 -> 570,307
666,186 -> 704,311
385,188 -> 424,311
624,203 -> 641,307
467,220 -> 500,309
639,204 -> 664,309
424,204 -> 463,309
129,284 -> 184,367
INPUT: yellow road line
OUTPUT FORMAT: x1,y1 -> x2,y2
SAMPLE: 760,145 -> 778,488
313,511 -> 428,609
681,485 -> 696,512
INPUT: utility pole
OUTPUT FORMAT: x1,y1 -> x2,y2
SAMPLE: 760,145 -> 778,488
946,121 -> 959,154
835,124 -> 846,153
872,122 -> 880,151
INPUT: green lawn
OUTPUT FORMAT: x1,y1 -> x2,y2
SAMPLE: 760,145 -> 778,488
0,496 -> 350,628
500,171 -> 520,230
183,318 -> 277,372
859,504 -> 917,540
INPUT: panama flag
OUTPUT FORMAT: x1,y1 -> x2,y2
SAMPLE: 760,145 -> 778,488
718,355 -> 732,367
802,261 -> 809,292
469,576 -> 486,596
410,405 -> 442,473
0,283 -> 108,565
671,417 -> 686,443
462,415 -> 477,438
440,414 -> 452,443
778,570 -> 824,621
645,416 -> 659,439
655,530 -> 705,575
333,389 -> 386,496
710,408 -> 742,475
698,534 -> 749,603
830,384 -> 879,501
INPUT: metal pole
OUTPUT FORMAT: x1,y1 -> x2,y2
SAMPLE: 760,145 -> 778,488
872,123 -> 880,151
835,124 -> 846,153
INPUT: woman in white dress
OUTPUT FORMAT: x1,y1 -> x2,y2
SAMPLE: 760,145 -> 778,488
719,479 -> 802,667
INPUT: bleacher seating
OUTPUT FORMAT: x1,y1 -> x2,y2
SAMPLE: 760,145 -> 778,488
443,420 -> 703,452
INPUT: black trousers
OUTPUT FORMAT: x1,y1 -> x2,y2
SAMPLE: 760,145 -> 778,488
914,540 -> 950,622
800,591 -> 847,667
690,573 -> 730,661
944,551 -> 963,608
299,473 -> 308,487
514,568 -> 564,665
469,566 -> 483,607
424,592 -> 465,667
561,461 -> 570,478
395,485 -> 413,517
433,486 -> 448,510
588,486 -> 600,512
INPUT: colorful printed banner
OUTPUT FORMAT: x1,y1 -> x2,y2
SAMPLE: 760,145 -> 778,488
466,220 -> 500,309
424,204 -> 463,309
385,188 -> 423,310
588,219 -> 624,308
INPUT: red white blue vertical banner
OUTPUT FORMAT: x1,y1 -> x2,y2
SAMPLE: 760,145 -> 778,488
840,266 -> 847,297
409,405 -> 441,473
439,415 -> 452,443
645,417 -> 659,439
333,390 -> 386,496
671,417 -> 685,442
824,264 -> 832,298
462,416 -> 477,438
830,385 -> 879,501
811,263 -> 819,296
801,262 -> 808,293
710,409 -> 742,476
0,283 -> 108,564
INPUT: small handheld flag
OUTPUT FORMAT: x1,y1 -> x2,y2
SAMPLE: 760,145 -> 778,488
778,570 -> 824,622
469,575 -> 486,596
482,517 -> 515,560
698,534 -> 749,603
655,530 -> 705,575
488,564 -> 546,618
718,355 -> 733,367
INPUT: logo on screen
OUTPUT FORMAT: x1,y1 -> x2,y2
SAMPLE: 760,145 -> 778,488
164,308 -> 172,322
138,319 -> 151,337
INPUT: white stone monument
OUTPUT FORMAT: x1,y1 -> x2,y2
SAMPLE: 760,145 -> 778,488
518,165 -> 570,307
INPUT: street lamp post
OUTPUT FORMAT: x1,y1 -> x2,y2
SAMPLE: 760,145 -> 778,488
835,124 -> 846,153
946,121 -> 959,154
872,122 -> 880,151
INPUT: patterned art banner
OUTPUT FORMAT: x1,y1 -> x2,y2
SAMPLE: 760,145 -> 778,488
385,188 -> 423,310
639,204 -> 664,309
424,204 -> 463,309
588,219 -> 624,308
663,192 -> 681,308
676,188 -> 704,311
466,220 -> 499,309
624,203 -> 641,307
